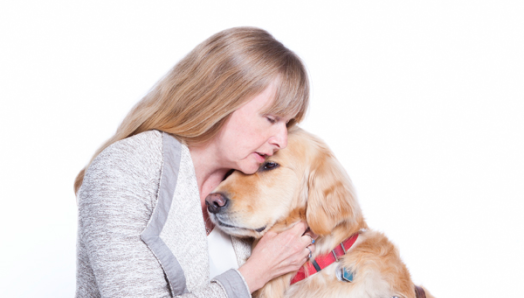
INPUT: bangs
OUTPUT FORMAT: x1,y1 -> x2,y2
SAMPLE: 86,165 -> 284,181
262,57 -> 310,127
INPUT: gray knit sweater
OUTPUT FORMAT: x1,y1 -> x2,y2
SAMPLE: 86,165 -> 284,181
76,130 -> 252,298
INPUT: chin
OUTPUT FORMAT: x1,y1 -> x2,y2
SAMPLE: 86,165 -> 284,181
241,168 -> 258,175
237,163 -> 260,175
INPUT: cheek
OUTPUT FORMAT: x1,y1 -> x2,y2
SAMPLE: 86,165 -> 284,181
222,169 -> 300,227
233,134 -> 268,160
254,172 -> 299,219
235,114 -> 272,147
220,129 -> 251,159
231,122 -> 262,146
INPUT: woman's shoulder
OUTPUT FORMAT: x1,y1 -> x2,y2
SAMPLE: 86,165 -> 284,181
80,130 -> 166,203
91,130 -> 163,171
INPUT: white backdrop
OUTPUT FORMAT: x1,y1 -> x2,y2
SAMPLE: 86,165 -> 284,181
1,1 -> 523,297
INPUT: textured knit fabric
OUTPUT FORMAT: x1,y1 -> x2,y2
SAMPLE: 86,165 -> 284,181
76,130 -> 252,298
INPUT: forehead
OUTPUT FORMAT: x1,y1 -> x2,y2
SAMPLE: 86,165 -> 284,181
237,82 -> 278,114
261,77 -> 307,123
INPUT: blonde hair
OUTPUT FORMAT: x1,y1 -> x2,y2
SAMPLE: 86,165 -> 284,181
74,27 -> 309,193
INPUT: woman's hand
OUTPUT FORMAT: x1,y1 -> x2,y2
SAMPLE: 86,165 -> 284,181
238,221 -> 317,293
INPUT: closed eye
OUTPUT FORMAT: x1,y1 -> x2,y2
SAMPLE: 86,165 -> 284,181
259,162 -> 279,172
266,116 -> 276,124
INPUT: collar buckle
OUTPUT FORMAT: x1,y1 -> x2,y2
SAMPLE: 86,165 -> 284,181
331,250 -> 339,261
340,243 -> 347,254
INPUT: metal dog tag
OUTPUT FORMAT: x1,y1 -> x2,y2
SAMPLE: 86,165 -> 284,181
336,266 -> 354,282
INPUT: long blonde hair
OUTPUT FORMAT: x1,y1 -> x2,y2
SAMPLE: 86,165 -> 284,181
74,27 -> 310,193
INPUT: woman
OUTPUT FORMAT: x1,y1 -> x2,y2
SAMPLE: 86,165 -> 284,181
75,27 -> 315,297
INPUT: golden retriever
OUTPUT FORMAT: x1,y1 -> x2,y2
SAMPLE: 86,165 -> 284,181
206,127 -> 433,298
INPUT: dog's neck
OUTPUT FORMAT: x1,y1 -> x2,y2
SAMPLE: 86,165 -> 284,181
311,220 -> 367,258
268,215 -> 368,259
251,219 -> 368,297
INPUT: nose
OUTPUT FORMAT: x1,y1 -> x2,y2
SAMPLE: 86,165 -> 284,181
205,192 -> 229,214
269,123 -> 288,150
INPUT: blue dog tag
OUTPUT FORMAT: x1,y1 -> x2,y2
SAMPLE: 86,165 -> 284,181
336,267 -> 354,282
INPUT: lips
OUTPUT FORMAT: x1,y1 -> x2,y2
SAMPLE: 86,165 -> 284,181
254,150 -> 274,163
254,152 -> 266,163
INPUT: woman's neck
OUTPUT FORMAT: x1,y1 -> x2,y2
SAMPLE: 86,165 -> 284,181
188,141 -> 230,206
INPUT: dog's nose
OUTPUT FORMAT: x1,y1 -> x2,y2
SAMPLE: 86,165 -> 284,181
205,192 -> 228,214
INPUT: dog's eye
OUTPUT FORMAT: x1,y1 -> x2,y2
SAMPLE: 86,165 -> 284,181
261,162 -> 279,171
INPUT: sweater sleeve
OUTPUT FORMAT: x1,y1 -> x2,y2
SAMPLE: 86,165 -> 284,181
76,131 -> 251,298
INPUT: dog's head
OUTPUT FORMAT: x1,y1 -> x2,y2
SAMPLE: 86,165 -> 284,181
206,127 -> 365,238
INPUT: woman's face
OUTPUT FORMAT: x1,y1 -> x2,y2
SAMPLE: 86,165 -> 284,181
216,82 -> 290,174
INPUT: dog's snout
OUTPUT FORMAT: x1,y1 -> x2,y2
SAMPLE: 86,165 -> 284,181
205,193 -> 228,214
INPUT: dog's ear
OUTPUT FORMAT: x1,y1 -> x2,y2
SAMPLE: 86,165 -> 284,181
306,148 -> 364,235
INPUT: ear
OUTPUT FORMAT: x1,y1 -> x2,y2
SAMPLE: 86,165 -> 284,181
306,150 -> 363,235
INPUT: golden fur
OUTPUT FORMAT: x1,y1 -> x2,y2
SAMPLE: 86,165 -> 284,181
210,127 -> 433,298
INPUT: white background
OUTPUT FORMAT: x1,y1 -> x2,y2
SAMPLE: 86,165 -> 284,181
1,1 -> 523,297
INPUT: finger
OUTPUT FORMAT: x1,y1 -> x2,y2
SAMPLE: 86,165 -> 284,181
308,243 -> 315,253
305,246 -> 312,259
303,233 -> 313,244
302,245 -> 315,264
307,230 -> 319,241
291,221 -> 308,235
301,234 -> 314,247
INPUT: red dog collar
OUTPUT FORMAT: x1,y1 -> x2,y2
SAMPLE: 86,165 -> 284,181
290,233 -> 359,285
